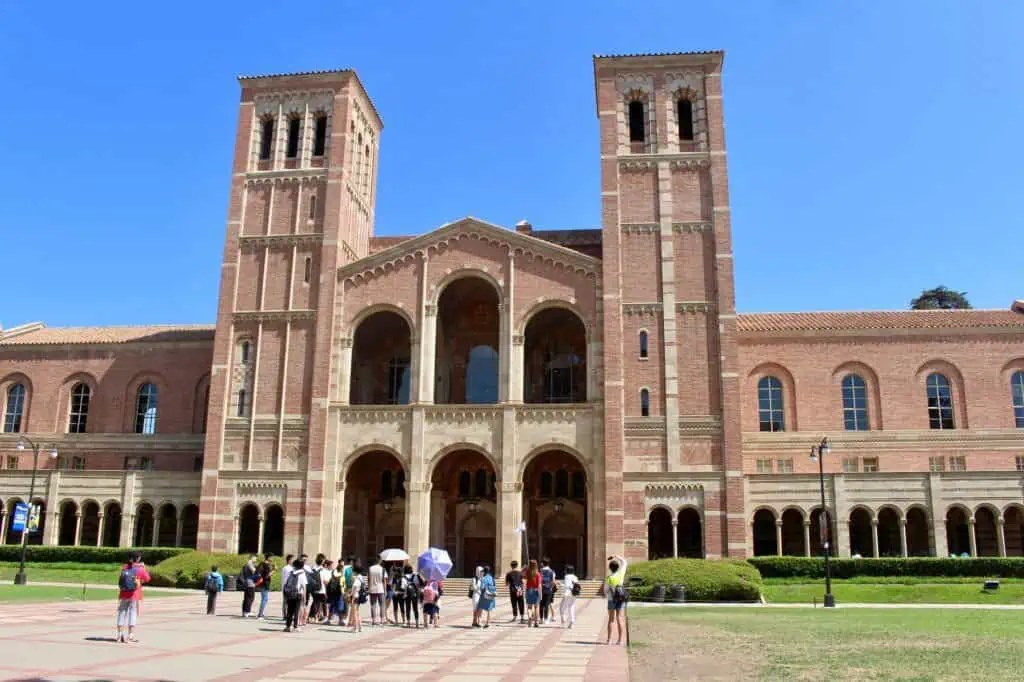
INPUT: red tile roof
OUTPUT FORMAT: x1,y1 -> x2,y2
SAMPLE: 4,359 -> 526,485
737,309 -> 1023,333
0,324 -> 215,346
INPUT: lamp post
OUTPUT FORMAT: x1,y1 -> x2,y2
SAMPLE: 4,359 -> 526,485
809,436 -> 835,608
13,437 -> 58,586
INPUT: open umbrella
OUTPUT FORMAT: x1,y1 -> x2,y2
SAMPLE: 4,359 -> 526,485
417,547 -> 453,582
379,548 -> 409,562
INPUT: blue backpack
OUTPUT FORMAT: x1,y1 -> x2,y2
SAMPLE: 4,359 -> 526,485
118,566 -> 138,591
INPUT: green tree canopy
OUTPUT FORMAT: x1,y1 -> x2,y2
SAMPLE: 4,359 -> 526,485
910,286 -> 972,310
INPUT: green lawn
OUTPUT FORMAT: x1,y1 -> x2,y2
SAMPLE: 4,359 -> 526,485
629,606 -> 1024,681
0,584 -> 177,603
763,580 -> 1024,604
0,561 -> 121,585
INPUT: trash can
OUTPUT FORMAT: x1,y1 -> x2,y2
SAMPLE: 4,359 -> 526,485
668,584 -> 686,602
648,584 -> 666,603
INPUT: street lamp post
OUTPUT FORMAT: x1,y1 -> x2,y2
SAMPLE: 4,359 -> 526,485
809,436 -> 835,608
13,437 -> 57,586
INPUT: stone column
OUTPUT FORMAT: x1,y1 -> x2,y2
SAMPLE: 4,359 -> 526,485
257,516 -> 266,554
404,481 -> 431,558
0,510 -> 7,544
74,512 -> 83,546
47,512 -> 60,546
870,519 -> 879,558
803,521 -> 811,557
968,519 -> 977,556
232,515 -> 240,554
899,518 -> 908,557
416,252 -> 436,405
672,519 -> 679,558
337,338 -> 353,405
175,515 -> 184,548
498,482 -> 523,571
775,520 -> 783,556
335,482 -> 346,554
97,514 -> 105,547
838,520 -> 851,558
509,337 -> 524,403
430,489 -> 446,547
123,514 -> 135,549
997,517 -> 1007,557
150,518 -> 158,547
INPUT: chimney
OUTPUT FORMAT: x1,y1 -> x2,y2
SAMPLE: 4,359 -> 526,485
515,219 -> 532,235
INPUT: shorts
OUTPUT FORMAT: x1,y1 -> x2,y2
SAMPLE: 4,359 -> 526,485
116,599 -> 138,627
607,596 -> 625,611
423,602 -> 438,616
526,588 -> 540,605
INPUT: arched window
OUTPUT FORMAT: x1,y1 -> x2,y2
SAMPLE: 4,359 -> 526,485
239,340 -> 251,365
465,345 -> 499,404
555,469 -> 569,498
380,470 -> 393,499
259,118 -> 275,160
458,471 -> 471,498
926,373 -> 955,430
841,374 -> 869,431
236,389 -> 248,418
628,100 -> 645,142
285,117 -> 301,159
757,376 -> 785,432
3,383 -> 26,433
312,115 -> 327,157
678,99 -> 695,141
540,471 -> 553,497
388,356 -> 411,405
68,382 -> 91,434
571,471 -> 585,499
134,383 -> 158,434
1012,371 -> 1024,428
474,469 -> 488,498
639,330 -> 649,359
640,388 -> 650,417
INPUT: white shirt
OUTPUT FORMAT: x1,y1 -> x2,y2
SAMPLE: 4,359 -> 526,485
368,564 -> 385,594
293,569 -> 308,598
563,573 -> 579,596
318,567 -> 331,595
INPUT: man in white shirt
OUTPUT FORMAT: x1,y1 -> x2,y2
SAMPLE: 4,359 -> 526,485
560,564 -> 580,628
318,559 -> 332,623
280,553 -> 295,619
367,558 -> 385,626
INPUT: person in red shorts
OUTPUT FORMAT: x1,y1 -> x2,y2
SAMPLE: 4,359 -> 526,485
116,551 -> 151,643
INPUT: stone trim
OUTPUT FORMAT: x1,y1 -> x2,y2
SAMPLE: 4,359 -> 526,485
232,310 -> 316,323
622,303 -> 663,316
744,428 -> 1024,452
239,233 -> 324,247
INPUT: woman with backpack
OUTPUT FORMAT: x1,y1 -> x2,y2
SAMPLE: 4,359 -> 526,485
601,554 -> 628,645
524,559 -> 542,628
326,562 -> 344,625
559,563 -> 581,628
116,551 -> 150,643
475,565 -> 497,628
391,564 -> 406,626
402,565 -> 421,628
204,565 -> 224,616
282,557 -> 306,633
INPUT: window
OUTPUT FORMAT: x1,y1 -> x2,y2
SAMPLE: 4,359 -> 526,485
1012,371 -> 1024,428
395,470 -> 406,497
309,194 -> 317,220
465,345 -> 499,404
239,340 -> 251,365
840,374 -> 869,431
3,383 -> 26,433
640,388 -> 650,417
571,471 -> 585,499
313,115 -> 327,156
862,457 -> 879,473
193,456 -> 203,473
236,389 -> 248,417
68,382 -> 91,433
259,118 -> 275,160
555,469 -> 570,498
926,373 -> 955,429
929,456 -> 946,472
540,471 -> 553,497
474,469 -> 488,498
628,100 -> 645,142
678,98 -> 694,141
6,455 -> 17,470
543,347 -> 583,403
57,455 -> 85,471
841,457 -> 859,473
639,330 -> 649,359
123,456 -> 152,471
286,117 -> 300,158
1016,456 -> 1024,473
134,383 -> 158,434
304,257 -> 312,283
387,357 -> 411,405
381,470 -> 393,499
458,471 -> 471,498
757,376 -> 785,432
777,458 -> 794,474
950,456 -> 967,472
755,459 -> 772,473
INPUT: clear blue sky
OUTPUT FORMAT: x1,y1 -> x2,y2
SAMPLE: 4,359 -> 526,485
2,1 -> 1021,327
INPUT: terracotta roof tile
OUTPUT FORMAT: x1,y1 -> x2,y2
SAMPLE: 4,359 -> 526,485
0,324 -> 215,346
737,309 -> 1023,333
369,236 -> 414,253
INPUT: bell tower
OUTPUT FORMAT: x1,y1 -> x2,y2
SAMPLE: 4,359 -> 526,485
593,51 -> 743,559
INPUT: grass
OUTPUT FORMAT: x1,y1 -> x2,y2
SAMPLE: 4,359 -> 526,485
0,561 -> 121,585
629,606 -> 1024,681
0,584 -> 177,603
763,579 -> 1024,604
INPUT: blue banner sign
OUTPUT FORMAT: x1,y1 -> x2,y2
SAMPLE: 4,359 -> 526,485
11,503 -> 28,533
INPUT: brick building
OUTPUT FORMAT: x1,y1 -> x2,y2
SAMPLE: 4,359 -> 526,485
1,51 -> 1022,575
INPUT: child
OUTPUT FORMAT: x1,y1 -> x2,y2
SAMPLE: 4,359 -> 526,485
422,580 -> 440,627
205,565 -> 224,615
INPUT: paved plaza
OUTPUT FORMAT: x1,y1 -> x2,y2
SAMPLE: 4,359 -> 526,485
0,594 -> 627,682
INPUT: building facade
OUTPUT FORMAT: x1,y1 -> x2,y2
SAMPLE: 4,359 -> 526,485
1,51 -> 1022,576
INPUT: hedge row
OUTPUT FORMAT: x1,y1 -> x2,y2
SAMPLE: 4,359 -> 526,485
150,552 -> 285,590
626,558 -> 762,602
750,557 -> 1024,579
0,546 -> 190,565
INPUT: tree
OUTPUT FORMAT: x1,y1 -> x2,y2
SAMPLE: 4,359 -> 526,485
910,286 -> 972,310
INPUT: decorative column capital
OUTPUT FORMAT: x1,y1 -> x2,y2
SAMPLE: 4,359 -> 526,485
424,304 -> 437,317
871,519 -> 878,527
775,520 -> 783,528
671,519 -> 678,527
512,335 -> 524,346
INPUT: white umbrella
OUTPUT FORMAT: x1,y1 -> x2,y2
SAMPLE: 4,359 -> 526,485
379,548 -> 409,562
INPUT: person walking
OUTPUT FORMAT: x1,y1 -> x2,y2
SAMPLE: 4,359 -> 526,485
204,565 -> 224,616
505,560 -> 525,624
367,558 -> 385,626
327,561 -> 345,624
470,566 -> 483,627
116,551 -> 151,643
524,559 -> 541,628
559,564 -> 580,628
282,557 -> 306,633
402,565 -> 420,628
349,563 -> 365,633
240,555 -> 258,618
476,565 -> 497,628
256,554 -> 274,619
280,554 -> 295,619
391,564 -> 406,626
601,554 -> 628,645
539,558 -> 557,624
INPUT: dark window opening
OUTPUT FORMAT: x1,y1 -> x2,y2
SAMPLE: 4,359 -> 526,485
192,456 -> 203,472
381,470 -> 393,499
395,470 -> 406,497
237,389 -> 248,418
555,469 -> 570,498
474,469 -> 488,498
68,382 -> 90,434
758,376 -> 785,432
540,471 -> 553,497
640,388 -> 650,417
309,195 -> 317,220
678,99 -> 694,141
571,471 -> 585,499
387,357 -> 411,404
628,100 -> 646,142
134,383 -> 158,434
313,115 -> 327,156
3,383 -> 25,433
286,118 -> 300,158
926,373 -> 955,430
304,256 -> 312,283
639,331 -> 649,359
259,118 -> 275,160
458,471 -> 471,498
240,341 -> 251,364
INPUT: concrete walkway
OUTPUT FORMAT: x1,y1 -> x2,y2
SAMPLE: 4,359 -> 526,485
630,600 -> 1024,610
0,593 -> 627,682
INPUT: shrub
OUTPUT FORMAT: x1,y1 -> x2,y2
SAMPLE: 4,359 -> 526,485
749,557 -> 1024,579
150,551 -> 285,590
0,546 -> 189,565
626,558 -> 762,602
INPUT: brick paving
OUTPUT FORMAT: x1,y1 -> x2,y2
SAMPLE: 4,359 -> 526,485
0,594 -> 627,681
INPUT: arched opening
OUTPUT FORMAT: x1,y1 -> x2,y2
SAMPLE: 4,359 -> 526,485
647,508 -> 674,560
28,500 -> 46,545
1004,506 -> 1024,557
628,100 -> 646,143
344,450 -> 406,562
752,509 -> 777,556
157,504 -> 177,547
262,505 -> 285,557
809,508 -> 832,557
677,98 -> 694,141
103,502 -> 122,547
350,311 -> 412,405
523,308 -> 587,403
180,504 -> 199,549
80,501 -> 101,546
58,500 -> 78,546
849,508 -> 874,557
5,499 -> 24,545
945,507 -> 970,556
433,449 -> 497,576
677,508 -> 703,558
523,450 -> 587,576
906,507 -> 931,556
877,508 -> 901,557
974,507 -> 999,557
781,508 -> 805,556
133,503 -> 154,547
435,277 -> 500,404
237,503 -> 260,555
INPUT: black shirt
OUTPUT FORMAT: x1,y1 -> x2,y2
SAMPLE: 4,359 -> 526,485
505,569 -> 523,589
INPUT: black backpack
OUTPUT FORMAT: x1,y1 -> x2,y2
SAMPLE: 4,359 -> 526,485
326,573 -> 341,598
307,567 -> 322,593
405,574 -> 420,600
571,581 -> 582,597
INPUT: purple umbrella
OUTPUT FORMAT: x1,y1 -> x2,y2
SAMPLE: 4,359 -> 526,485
417,547 -> 453,582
